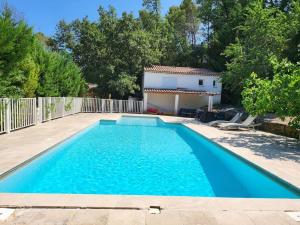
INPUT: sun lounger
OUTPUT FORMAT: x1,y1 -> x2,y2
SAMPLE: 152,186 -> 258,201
208,113 -> 242,127
218,115 -> 260,130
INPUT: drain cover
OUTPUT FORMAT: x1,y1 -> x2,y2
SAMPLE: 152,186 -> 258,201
0,208 -> 14,221
149,206 -> 161,214
286,211 -> 300,222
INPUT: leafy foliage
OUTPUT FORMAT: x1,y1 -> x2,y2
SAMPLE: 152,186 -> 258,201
142,0 -> 161,16
242,59 -> 300,129
0,6 -> 86,98
50,1 -> 203,98
222,1 -> 290,102
50,7 -> 160,98
0,6 -> 34,97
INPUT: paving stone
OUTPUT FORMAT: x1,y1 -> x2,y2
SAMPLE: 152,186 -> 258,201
4,209 -> 75,225
179,210 -> 218,225
68,209 -> 109,225
212,210 -> 255,225
107,210 -> 145,225
246,211 -> 299,225
146,210 -> 184,225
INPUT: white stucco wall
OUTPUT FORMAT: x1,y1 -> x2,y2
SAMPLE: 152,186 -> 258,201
143,72 -> 222,93
178,94 -> 221,109
147,93 -> 175,113
178,95 -> 207,109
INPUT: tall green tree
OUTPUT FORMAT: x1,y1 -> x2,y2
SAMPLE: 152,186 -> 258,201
222,1 -> 290,103
163,0 -> 201,66
242,58 -> 300,131
181,0 -> 200,46
0,6 -> 86,98
51,6 -> 161,98
0,6 -> 35,97
285,1 -> 300,63
142,0 -> 161,16
197,0 -> 251,71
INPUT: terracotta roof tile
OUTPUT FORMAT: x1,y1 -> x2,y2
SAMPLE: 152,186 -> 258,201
144,65 -> 220,76
144,88 -> 220,96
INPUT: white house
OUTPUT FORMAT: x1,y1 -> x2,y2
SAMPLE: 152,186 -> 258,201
143,65 -> 222,115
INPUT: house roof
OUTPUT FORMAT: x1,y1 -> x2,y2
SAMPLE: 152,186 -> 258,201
144,88 -> 220,96
144,65 -> 220,76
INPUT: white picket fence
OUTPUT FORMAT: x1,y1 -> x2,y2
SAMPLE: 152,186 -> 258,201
0,97 -> 143,134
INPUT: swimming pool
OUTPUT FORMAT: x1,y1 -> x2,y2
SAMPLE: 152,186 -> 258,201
0,116 -> 299,198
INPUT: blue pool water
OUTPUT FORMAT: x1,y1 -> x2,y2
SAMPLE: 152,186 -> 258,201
0,116 -> 299,198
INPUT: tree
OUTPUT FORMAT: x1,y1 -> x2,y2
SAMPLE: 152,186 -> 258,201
36,49 -> 86,97
0,6 -> 35,97
197,0 -> 251,71
180,0 -> 200,46
164,6 -> 191,65
21,47 -> 40,97
285,1 -> 300,63
142,0 -> 161,16
50,6 -> 161,98
242,58 -> 300,131
0,6 -> 86,98
222,1 -> 289,103
163,0 -> 201,66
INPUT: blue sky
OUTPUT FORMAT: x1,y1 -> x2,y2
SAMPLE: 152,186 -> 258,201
6,0 -> 182,36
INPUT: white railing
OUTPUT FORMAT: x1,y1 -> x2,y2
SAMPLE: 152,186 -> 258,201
0,97 -> 143,134
0,98 -> 36,133
10,98 -> 37,131
81,98 -> 143,114
0,98 -> 8,134
38,97 -> 83,123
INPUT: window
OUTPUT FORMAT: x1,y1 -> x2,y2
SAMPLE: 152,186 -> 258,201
213,80 -> 216,87
198,79 -> 204,86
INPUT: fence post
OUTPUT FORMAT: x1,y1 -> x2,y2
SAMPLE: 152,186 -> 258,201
129,100 -> 133,112
48,97 -> 52,121
140,101 -> 143,114
81,98 -> 85,112
5,98 -> 11,133
33,98 -> 37,124
119,100 -> 122,113
38,97 -> 42,123
73,98 -> 76,114
80,98 -> 83,113
101,99 -> 104,113
110,99 -> 113,113
62,97 -> 65,117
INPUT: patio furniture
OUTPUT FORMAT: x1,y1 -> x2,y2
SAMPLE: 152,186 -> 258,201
196,109 -> 216,122
208,113 -> 242,127
196,109 -> 204,117
218,115 -> 260,130
215,108 -> 236,120
179,108 -> 197,118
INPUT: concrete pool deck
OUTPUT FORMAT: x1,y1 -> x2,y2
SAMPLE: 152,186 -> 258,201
0,113 -> 299,224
